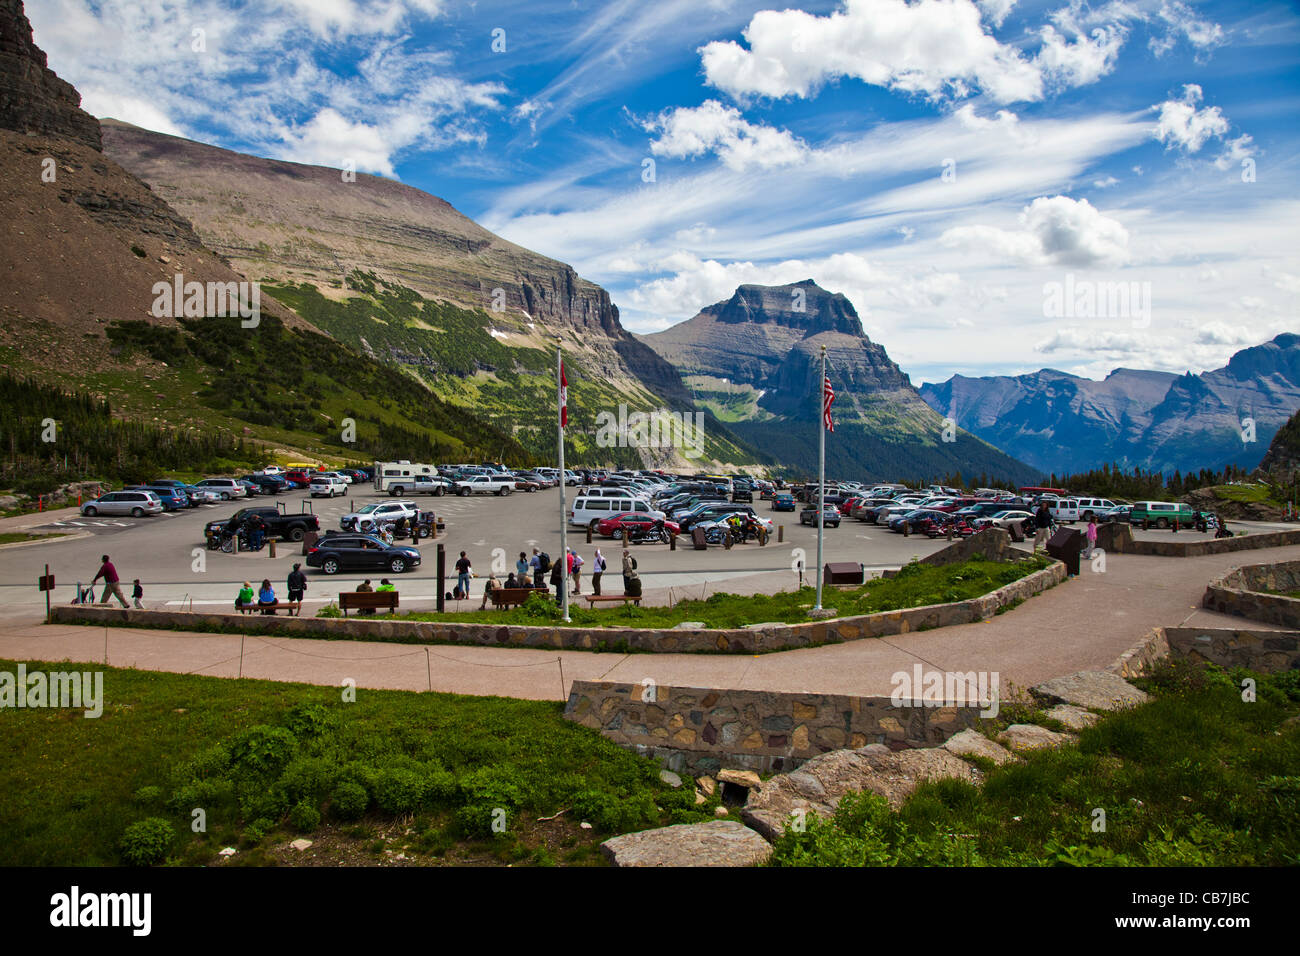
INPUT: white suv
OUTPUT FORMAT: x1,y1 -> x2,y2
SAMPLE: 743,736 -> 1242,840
341,500 -> 419,531
310,475 -> 348,498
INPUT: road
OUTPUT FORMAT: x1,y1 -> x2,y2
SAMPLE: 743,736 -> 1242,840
0,487 -> 1282,620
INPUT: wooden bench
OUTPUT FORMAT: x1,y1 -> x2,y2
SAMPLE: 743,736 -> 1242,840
340,591 -> 399,616
236,601 -> 294,615
487,587 -> 547,609
584,594 -> 642,607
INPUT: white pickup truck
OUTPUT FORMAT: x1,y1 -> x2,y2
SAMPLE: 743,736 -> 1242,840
385,474 -> 454,497
454,475 -> 517,497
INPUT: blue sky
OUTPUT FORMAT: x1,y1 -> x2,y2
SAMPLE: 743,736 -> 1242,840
33,0 -> 1300,385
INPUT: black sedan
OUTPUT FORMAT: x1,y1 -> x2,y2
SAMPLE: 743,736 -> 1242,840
305,534 -> 422,575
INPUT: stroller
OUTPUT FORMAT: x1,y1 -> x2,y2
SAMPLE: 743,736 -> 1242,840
73,583 -> 96,604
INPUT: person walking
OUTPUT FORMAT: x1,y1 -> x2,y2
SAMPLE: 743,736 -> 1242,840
455,551 -> 472,601
1033,502 -> 1052,552
569,548 -> 583,595
591,548 -> 606,596
131,579 -> 144,609
93,555 -> 129,608
286,563 -> 307,616
1084,516 -> 1098,560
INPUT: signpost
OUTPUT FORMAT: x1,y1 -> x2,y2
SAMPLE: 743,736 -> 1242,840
38,564 -> 55,622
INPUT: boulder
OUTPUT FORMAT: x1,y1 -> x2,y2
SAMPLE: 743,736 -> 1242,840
717,769 -> 762,790
1045,704 -> 1101,731
997,723 -> 1075,753
942,728 -> 1018,765
600,821 -> 772,867
658,769 -> 682,789
742,746 -> 977,840
1031,671 -> 1149,711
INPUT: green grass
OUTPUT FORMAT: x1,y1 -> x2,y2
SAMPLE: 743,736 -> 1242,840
767,659 -> 1300,866
404,554 -> 1053,631
1205,483 -> 1287,509
0,532 -> 69,545
0,660 -> 723,866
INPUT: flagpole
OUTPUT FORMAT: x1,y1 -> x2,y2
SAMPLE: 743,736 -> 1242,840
557,339 -> 570,623
815,345 -> 826,611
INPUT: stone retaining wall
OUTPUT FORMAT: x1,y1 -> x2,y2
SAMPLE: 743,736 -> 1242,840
1107,627 -> 1171,679
563,681 -> 983,775
49,559 -> 1064,655
1202,559 -> 1300,629
1100,522 -> 1300,557
1163,626 -> 1300,674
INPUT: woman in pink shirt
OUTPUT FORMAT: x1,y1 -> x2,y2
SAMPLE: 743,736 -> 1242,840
1085,517 -> 1098,559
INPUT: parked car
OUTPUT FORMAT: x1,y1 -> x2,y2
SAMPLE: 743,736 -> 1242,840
983,509 -> 1034,530
340,501 -> 420,532
204,507 -> 321,543
1100,504 -> 1132,523
1129,501 -> 1197,529
306,533 -> 422,575
181,485 -> 221,506
193,477 -> 247,500
284,469 -> 315,488
241,473 -> 288,495
128,485 -> 187,512
81,490 -> 162,518
799,505 -> 842,528
595,513 -> 682,539
772,493 -> 796,512
310,475 -> 349,498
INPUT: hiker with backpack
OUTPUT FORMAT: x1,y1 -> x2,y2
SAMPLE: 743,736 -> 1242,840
530,547 -> 550,588
622,547 -> 641,598
591,548 -> 606,596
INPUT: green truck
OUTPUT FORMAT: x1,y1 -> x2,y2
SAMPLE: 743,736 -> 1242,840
1129,500 -> 1198,528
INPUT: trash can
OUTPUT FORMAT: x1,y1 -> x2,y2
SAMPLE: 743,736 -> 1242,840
1046,527 -> 1084,576
692,528 -> 708,550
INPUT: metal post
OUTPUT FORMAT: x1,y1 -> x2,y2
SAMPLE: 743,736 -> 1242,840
815,346 -> 826,610
557,341 -> 570,623
436,544 -> 446,613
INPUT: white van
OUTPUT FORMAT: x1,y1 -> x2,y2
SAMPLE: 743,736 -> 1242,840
194,477 -> 247,500
569,496 -> 663,529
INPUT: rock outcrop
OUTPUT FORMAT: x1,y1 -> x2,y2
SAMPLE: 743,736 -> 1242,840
601,820 -> 772,867
0,0 -> 101,150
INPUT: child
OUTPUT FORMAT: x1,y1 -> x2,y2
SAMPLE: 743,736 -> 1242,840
132,579 -> 144,609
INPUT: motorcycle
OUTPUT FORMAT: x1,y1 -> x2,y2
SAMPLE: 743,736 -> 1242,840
617,523 -> 671,544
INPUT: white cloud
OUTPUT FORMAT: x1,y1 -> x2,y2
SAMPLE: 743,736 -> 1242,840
977,0 -> 1017,28
31,0 -> 502,177
1093,176 -> 1119,188
1150,0 -> 1225,57
941,195 -> 1130,267
646,100 -> 808,171
1214,134 -> 1256,171
1153,84 -> 1229,152
1036,22 -> 1126,88
699,0 -> 1045,105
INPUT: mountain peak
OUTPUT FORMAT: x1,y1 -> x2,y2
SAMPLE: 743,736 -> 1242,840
702,280 -> 864,337
0,0 -> 101,149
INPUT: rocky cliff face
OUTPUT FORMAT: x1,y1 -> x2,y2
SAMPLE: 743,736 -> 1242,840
99,119 -> 695,407
0,0 -> 100,149
919,334 -> 1300,475
641,281 -> 1039,482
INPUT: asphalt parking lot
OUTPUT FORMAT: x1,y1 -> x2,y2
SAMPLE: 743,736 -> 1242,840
0,486 -> 1275,618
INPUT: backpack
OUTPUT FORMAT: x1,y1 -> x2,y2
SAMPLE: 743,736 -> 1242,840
538,551 -> 552,572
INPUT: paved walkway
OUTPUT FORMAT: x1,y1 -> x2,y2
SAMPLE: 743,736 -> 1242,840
1,545 -> 1295,701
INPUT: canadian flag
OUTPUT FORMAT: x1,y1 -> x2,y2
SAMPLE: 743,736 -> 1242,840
560,362 -> 568,428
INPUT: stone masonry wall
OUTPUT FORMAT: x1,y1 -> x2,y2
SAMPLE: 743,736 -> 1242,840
563,681 -> 983,776
50,559 -> 1065,655
1100,522 -> 1300,557
1203,559 -> 1300,629
1163,626 -> 1300,674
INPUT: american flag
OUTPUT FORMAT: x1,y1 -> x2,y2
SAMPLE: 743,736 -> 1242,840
823,374 -> 835,432
560,362 -> 568,428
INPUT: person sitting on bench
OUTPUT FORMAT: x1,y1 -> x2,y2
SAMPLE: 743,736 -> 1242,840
356,579 -> 376,615
235,580 -> 255,614
257,578 -> 278,614
480,574 -> 500,610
